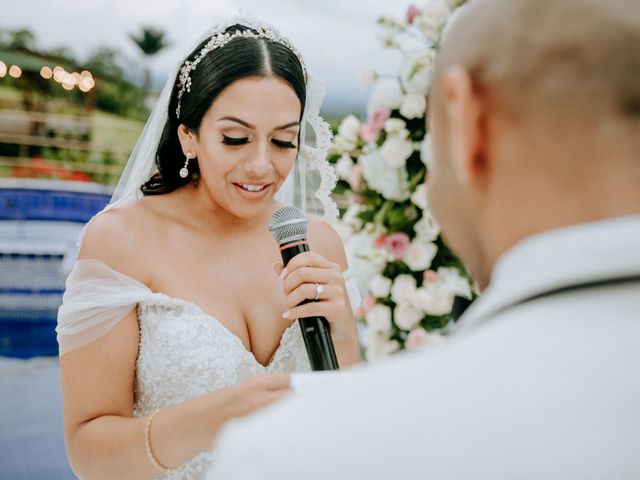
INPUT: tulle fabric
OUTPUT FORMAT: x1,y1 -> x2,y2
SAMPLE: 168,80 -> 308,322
56,259 -> 361,356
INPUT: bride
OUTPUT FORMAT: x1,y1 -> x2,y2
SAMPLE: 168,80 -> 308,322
56,17 -> 361,479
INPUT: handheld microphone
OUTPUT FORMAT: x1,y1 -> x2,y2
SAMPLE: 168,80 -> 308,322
269,206 -> 339,371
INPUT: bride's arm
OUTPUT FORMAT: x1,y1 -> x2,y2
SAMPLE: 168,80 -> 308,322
61,319 -> 288,479
60,210 -> 289,479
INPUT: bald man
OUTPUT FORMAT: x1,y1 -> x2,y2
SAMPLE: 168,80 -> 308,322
209,0 -> 640,478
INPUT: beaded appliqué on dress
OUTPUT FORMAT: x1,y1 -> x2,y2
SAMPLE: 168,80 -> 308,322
132,294 -> 311,479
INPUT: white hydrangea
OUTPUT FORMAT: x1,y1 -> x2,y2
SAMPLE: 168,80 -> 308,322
391,274 -> 417,305
361,150 -> 411,201
400,49 -> 436,96
366,304 -> 393,333
342,203 -> 363,229
414,213 -> 441,242
369,275 -> 392,298
394,303 -> 423,331
403,240 -> 437,272
400,94 -> 427,119
335,154 -> 353,181
367,78 -> 404,117
380,136 -> 414,168
411,183 -> 428,210
338,114 -> 361,142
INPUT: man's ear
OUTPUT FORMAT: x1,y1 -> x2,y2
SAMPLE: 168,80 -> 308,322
177,124 -> 197,156
441,65 -> 488,187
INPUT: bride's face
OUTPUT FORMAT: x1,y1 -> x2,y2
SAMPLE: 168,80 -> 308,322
182,76 -> 302,219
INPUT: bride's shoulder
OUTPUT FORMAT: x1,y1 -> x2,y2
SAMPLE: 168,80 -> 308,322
307,216 -> 348,271
78,197 -> 165,276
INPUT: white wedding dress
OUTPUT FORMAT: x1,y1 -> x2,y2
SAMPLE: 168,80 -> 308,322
57,258 -> 361,479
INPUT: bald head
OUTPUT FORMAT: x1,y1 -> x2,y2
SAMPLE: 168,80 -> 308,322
434,0 -> 640,125
426,0 -> 640,289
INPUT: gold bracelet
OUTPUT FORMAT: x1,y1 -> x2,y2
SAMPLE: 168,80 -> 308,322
145,408 -> 177,473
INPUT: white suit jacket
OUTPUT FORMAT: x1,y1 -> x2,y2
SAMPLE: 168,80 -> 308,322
210,216 -> 640,480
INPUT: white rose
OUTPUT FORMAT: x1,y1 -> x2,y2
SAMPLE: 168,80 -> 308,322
366,304 -> 392,333
363,329 -> 401,361
361,150 -> 411,201
414,0 -> 451,39
420,133 -> 434,167
414,213 -> 441,242
367,78 -> 404,117
411,183 -> 428,210
404,241 -> 437,272
384,118 -> 407,135
400,94 -> 427,119
342,203 -> 363,229
412,284 -> 455,315
391,274 -> 417,305
358,69 -> 377,87
332,135 -> 356,154
394,303 -> 423,331
380,137 -> 414,168
369,275 -> 392,298
437,267 -> 473,299
406,328 -> 447,350
338,114 -> 361,142
346,230 -> 387,295
335,154 -> 353,180
400,50 -> 436,95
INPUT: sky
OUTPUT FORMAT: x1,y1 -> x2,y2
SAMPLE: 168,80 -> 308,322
2,0 -> 419,116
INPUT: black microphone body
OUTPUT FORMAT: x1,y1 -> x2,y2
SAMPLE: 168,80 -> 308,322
280,241 -> 340,371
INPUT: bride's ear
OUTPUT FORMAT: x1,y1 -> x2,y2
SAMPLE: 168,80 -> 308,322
177,124 -> 197,157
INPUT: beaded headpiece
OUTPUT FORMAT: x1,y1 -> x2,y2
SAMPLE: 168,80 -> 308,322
175,20 -> 307,119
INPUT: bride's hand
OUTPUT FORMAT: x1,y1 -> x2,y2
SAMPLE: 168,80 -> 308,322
274,252 -> 360,365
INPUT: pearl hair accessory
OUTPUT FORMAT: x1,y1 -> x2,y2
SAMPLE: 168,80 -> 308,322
175,20 -> 306,119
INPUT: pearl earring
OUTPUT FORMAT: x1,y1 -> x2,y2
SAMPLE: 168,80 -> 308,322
180,153 -> 192,179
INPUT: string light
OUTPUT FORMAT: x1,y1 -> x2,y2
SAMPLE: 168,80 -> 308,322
0,61 -> 6,77
40,66 -> 53,79
9,65 -> 22,78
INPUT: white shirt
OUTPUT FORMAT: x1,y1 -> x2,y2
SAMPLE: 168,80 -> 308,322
210,216 -> 640,480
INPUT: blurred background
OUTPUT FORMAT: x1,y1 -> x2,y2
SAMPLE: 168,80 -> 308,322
0,1 -> 418,478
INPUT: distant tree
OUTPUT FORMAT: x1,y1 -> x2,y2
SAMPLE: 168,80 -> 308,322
8,28 -> 36,51
85,47 -> 125,79
129,26 -> 168,113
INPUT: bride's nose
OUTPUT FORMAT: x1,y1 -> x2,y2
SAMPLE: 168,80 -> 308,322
244,140 -> 272,177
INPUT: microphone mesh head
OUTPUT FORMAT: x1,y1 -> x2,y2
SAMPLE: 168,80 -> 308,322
269,206 -> 308,244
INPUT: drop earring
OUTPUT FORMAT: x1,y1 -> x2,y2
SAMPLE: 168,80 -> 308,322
180,152 -> 192,179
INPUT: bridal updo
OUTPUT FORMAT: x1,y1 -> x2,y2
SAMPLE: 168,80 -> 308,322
141,24 -> 307,195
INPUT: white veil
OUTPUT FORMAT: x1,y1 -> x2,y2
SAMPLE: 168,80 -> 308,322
95,15 -> 338,230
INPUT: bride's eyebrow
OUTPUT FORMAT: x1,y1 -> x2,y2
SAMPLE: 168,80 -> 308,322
217,116 -> 299,131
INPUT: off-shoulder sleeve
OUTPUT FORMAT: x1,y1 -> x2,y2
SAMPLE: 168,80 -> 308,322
342,269 -> 362,313
56,259 -> 153,356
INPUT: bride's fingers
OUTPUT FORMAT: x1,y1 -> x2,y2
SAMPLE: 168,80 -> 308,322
280,251 -> 338,279
282,265 -> 343,295
285,283 -> 340,307
282,298 -> 345,321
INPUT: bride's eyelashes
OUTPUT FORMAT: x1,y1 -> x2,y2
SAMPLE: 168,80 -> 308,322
221,135 -> 297,150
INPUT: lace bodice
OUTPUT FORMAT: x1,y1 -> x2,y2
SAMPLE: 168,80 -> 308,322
57,259 -> 361,479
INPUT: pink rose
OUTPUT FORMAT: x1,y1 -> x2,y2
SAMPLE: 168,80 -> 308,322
374,234 -> 387,249
423,269 -> 439,283
406,5 -> 422,25
406,328 -> 428,350
360,123 -> 379,143
384,232 -> 411,259
349,164 -> 363,191
370,107 -> 391,130
356,295 -> 377,318
360,107 -> 392,142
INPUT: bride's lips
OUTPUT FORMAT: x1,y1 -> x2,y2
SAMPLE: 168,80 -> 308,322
233,183 -> 272,200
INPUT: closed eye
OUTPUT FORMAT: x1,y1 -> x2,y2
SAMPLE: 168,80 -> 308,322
272,139 -> 297,149
222,135 -> 249,146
